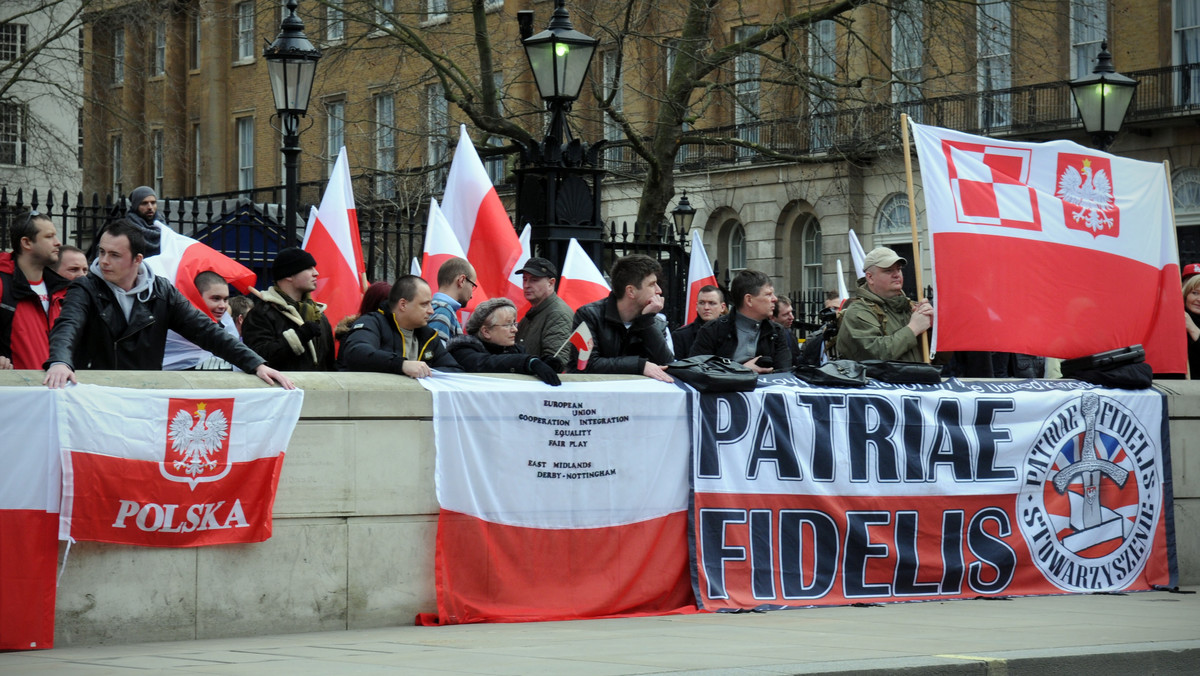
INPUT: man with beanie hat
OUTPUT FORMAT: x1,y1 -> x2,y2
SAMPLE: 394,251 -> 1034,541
835,246 -> 933,362
242,247 -> 335,371
124,186 -> 164,256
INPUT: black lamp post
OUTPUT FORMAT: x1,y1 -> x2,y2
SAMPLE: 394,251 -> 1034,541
1069,41 -> 1138,152
515,0 -> 604,272
264,0 -> 321,247
671,191 -> 696,238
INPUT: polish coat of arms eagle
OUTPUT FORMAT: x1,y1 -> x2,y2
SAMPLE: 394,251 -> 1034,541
1056,158 -> 1115,233
168,402 -> 229,477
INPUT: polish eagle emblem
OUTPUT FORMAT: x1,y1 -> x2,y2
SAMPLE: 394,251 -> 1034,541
168,402 -> 229,477
1056,158 -> 1115,234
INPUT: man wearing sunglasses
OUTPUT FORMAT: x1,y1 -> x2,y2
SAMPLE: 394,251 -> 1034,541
428,257 -> 477,345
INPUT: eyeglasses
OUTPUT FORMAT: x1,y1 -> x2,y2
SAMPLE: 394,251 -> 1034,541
487,322 -> 519,330
463,277 -> 478,289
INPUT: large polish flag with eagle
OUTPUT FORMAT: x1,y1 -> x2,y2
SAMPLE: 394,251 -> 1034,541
910,121 -> 1187,372
439,125 -> 524,306
417,374 -> 694,624
57,385 -> 303,548
303,146 -> 367,327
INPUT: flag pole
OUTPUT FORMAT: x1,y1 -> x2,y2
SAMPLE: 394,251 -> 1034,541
900,113 -> 930,363
1164,160 -> 1191,380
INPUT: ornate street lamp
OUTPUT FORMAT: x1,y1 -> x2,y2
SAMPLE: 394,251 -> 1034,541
515,1 -> 604,271
1069,42 -> 1138,152
671,191 -> 696,238
264,0 -> 321,247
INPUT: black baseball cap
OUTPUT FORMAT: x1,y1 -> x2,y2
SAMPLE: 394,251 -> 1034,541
515,257 -> 558,278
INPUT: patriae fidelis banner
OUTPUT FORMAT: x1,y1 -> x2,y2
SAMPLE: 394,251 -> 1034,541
909,121 -> 1187,372
420,374 -> 695,624
691,376 -> 1176,611
58,385 -> 304,547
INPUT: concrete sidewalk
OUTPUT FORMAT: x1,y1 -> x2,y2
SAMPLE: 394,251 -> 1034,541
3,588 -> 1198,675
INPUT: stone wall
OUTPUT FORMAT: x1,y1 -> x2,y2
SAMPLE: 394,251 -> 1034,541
0,371 -> 1194,646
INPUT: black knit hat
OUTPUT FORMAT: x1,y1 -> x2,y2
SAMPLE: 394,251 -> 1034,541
273,247 -> 317,280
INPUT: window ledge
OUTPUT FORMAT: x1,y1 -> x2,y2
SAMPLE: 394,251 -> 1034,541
233,57 -> 255,66
420,14 -> 449,28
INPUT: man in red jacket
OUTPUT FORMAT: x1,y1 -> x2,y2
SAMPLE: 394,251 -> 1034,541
0,211 -> 69,369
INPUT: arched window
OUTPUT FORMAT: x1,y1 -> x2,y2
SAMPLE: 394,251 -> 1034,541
876,193 -> 911,236
729,223 -> 746,272
802,217 -> 822,290
1173,167 -> 1200,224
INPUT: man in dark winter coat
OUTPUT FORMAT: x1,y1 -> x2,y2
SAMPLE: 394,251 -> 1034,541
0,211 -> 70,370
338,274 -> 460,378
690,269 -> 792,373
565,254 -> 674,382
671,284 -> 726,359
43,219 -> 293,389
242,247 -> 336,371
124,186 -> 165,256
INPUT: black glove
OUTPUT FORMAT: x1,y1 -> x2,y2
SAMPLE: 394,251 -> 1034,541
543,355 -> 564,373
527,357 -> 562,386
294,320 -> 322,343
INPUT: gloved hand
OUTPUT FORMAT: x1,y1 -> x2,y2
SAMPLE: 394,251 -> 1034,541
527,357 -> 562,386
542,355 -> 564,373
295,320 -> 322,343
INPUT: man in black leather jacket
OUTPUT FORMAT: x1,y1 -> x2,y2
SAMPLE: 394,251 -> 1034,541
564,254 -> 674,382
42,220 -> 293,389
338,274 -> 460,378
690,269 -> 792,373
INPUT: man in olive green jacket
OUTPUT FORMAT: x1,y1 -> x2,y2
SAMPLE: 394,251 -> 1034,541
835,247 -> 934,363
515,257 -> 573,368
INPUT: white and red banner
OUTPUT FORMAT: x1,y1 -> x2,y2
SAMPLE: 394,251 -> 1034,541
58,385 -> 303,547
303,146 -> 367,327
910,121 -> 1187,372
684,229 -> 718,323
692,377 -> 1176,611
557,238 -> 611,311
420,198 -> 467,291
0,388 -> 59,650
440,125 -> 524,307
419,374 -> 695,624
506,224 -> 533,320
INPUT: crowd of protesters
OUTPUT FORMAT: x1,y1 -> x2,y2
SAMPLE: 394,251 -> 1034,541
4,191 -> 1198,385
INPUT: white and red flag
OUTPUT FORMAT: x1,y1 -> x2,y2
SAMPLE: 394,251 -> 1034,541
684,229 -> 718,323
506,224 -> 533,320
418,374 -> 694,624
910,121 -> 1187,372
57,385 -> 303,548
0,388 -> 58,650
420,198 -> 467,291
556,238 -> 610,311
303,146 -> 367,327
439,125 -> 524,305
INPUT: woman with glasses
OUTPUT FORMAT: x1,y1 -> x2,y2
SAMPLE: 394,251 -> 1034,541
447,297 -> 561,386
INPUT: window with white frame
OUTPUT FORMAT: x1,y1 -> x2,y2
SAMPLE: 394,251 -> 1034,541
113,28 -> 125,84
977,0 -> 1012,128
484,0 -> 503,12
377,0 -> 394,30
484,136 -> 505,185
325,100 -> 344,173
426,83 -> 449,189
891,0 -> 923,118
154,20 -> 166,75
1071,0 -> 1106,78
1176,0 -> 1200,104
602,49 -> 624,164
77,109 -> 84,169
0,23 -> 27,63
111,135 -> 122,197
809,20 -> 837,151
326,0 -> 344,42
729,223 -> 746,273
152,129 -> 164,195
374,93 -> 396,198
1173,167 -> 1200,226
802,217 -> 823,292
876,193 -> 912,236
190,14 -> 201,69
237,117 -> 254,192
425,0 -> 448,23
733,26 -> 760,158
193,124 -> 202,194
236,2 -> 255,61
0,101 -> 26,166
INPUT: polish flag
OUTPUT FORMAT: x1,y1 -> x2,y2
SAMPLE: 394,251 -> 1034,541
57,385 -> 303,548
556,238 -> 611,311
147,224 -> 257,320
410,258 -> 422,276
910,121 -> 1187,372
439,125 -> 523,304
848,229 -> 866,280
0,389 -> 58,650
303,146 -> 366,327
418,375 -> 695,624
420,198 -> 466,291
684,230 -> 718,323
506,225 -> 533,320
